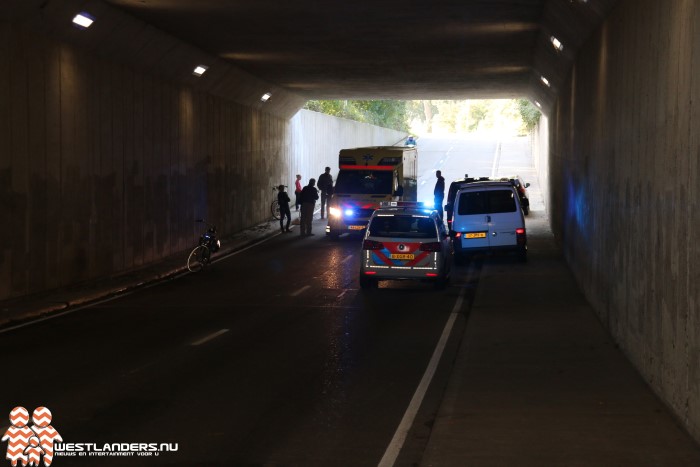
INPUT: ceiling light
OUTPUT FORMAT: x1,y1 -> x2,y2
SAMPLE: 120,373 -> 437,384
540,76 -> 551,87
550,36 -> 564,51
72,13 -> 94,29
261,93 -> 272,102
192,65 -> 208,76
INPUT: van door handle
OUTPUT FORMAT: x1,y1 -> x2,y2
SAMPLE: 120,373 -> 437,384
486,215 -> 491,223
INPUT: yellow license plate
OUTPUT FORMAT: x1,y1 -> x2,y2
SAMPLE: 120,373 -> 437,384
390,254 -> 415,260
349,225 -> 365,230
465,232 -> 487,239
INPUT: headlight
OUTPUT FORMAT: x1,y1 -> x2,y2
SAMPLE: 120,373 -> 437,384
329,207 -> 341,217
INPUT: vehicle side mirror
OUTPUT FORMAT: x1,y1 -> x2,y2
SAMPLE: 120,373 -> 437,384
525,183 -> 530,188
395,186 -> 404,196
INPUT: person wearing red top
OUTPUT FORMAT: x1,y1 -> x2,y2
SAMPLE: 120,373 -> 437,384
294,174 -> 303,211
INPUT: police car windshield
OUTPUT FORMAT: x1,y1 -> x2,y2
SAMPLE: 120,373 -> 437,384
335,170 -> 393,195
368,215 -> 436,239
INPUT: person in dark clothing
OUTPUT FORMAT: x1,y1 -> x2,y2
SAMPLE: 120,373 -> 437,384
299,178 -> 319,236
317,167 -> 334,219
277,185 -> 292,233
434,170 -> 445,220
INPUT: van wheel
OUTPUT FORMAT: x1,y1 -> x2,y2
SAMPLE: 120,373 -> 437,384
517,249 -> 527,262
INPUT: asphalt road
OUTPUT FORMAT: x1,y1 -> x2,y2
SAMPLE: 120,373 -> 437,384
0,135 -> 534,466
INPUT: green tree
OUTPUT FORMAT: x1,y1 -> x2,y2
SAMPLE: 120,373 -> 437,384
468,101 -> 489,131
518,99 -> 541,132
304,100 -> 410,132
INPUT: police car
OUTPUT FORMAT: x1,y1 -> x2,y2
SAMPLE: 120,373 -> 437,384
359,201 -> 453,289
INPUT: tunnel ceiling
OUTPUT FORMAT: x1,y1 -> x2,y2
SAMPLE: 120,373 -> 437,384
101,0 -> 618,107
6,0 -> 618,111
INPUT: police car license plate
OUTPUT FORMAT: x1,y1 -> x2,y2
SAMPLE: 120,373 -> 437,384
349,225 -> 365,230
465,232 -> 487,239
390,254 -> 414,260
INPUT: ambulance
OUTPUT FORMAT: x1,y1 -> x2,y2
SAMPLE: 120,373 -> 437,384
326,146 -> 417,238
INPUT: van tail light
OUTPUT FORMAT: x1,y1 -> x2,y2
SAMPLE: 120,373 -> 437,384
516,228 -> 527,245
425,273 -> 438,277
420,242 -> 442,252
362,240 -> 384,250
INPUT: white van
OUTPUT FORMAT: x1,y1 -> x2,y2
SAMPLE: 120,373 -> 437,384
450,181 -> 527,263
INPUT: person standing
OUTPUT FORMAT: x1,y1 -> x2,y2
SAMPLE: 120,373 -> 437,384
277,185 -> 292,233
317,167 -> 334,219
434,170 -> 445,220
299,178 -> 319,236
294,174 -> 303,212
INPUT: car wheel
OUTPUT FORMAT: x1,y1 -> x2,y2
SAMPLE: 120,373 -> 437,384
434,274 -> 449,290
359,275 -> 377,289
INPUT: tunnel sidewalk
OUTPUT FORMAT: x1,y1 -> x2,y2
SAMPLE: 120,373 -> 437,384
0,216 -> 293,330
420,210 -> 700,466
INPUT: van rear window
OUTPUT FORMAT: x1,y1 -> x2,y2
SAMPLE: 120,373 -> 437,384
457,190 -> 516,215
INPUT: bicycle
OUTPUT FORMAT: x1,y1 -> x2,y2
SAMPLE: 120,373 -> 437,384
187,219 -> 221,272
270,185 -> 287,220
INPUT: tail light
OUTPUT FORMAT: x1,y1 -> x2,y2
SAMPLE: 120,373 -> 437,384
425,273 -> 438,277
516,228 -> 527,245
420,242 -> 442,252
362,240 -> 384,250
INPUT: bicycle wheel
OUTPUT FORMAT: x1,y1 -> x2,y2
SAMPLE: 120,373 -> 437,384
187,245 -> 210,272
271,200 -> 281,220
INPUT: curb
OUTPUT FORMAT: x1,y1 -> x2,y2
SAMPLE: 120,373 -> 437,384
0,221 -> 283,331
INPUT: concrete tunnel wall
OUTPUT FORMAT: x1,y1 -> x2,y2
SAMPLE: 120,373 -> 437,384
0,19 -> 403,301
548,0 -> 700,441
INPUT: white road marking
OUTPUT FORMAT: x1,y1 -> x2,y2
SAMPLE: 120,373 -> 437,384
341,255 -> 354,264
378,287 -> 466,467
190,329 -> 229,346
490,141 -> 502,178
291,285 -> 311,297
